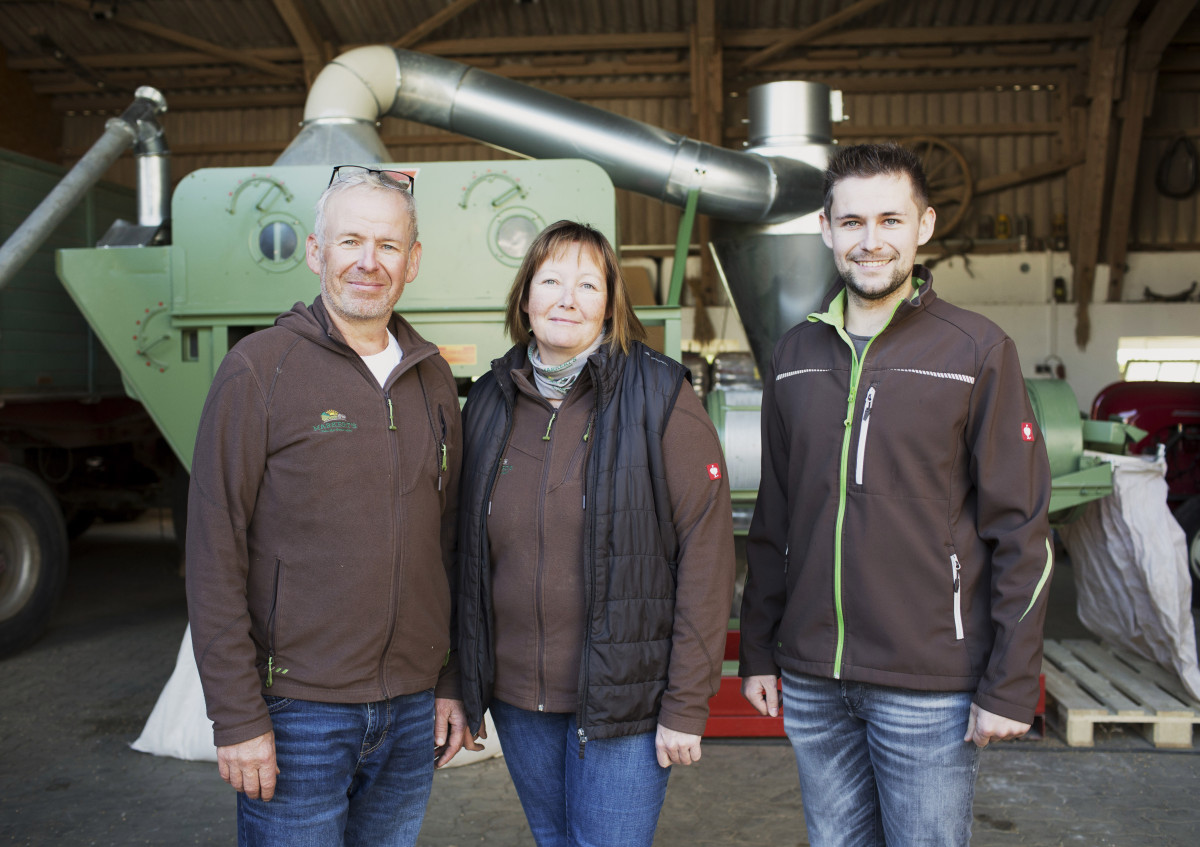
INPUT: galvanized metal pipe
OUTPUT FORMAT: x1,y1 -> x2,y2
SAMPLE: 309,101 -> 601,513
279,45 -> 823,224
384,49 -> 823,225
0,87 -> 166,292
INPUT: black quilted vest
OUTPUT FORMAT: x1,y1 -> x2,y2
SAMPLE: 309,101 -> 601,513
457,340 -> 689,748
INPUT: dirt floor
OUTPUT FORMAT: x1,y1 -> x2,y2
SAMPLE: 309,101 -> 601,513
1,512 -> 1197,846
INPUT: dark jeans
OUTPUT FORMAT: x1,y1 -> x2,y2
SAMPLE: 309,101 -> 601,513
237,690 -> 435,847
490,699 -> 671,847
782,671 -> 981,847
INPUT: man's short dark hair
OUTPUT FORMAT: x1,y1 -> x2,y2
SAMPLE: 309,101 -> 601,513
822,143 -> 930,219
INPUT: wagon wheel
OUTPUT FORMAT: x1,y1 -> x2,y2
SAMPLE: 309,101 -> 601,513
903,136 -> 973,240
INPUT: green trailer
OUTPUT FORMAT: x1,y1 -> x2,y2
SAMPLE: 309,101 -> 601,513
0,149 -> 179,656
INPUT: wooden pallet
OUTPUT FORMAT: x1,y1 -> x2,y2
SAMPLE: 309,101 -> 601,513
1041,639 -> 1200,748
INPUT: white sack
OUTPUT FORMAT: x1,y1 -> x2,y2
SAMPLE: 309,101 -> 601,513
1058,452 -> 1200,701
131,624 -> 217,761
132,625 -> 503,766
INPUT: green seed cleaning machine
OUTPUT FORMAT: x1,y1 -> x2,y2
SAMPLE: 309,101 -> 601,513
0,47 -> 1131,657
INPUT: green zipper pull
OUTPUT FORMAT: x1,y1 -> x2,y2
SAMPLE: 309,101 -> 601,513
583,413 -> 594,442
266,655 -> 289,687
440,442 -> 448,472
387,398 -> 397,431
542,411 -> 557,441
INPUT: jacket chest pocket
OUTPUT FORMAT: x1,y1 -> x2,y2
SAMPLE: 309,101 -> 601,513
398,403 -> 441,495
854,384 -> 876,485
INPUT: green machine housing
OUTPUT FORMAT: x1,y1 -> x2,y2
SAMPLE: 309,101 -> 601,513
56,159 -> 681,472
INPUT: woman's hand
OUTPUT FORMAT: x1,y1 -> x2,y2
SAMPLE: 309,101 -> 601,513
655,723 -> 702,768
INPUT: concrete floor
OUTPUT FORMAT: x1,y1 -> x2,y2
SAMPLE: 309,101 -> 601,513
1,512 -> 1197,846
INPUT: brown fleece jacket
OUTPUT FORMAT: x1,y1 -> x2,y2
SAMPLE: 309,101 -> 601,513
487,365 -> 734,735
186,298 -> 462,748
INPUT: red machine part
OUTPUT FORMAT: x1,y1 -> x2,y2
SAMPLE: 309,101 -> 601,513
1091,381 -> 1200,503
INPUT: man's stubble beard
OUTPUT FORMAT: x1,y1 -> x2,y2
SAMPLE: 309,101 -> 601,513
838,255 -> 912,304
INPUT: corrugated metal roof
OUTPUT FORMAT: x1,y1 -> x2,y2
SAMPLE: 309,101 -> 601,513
0,0 -> 1156,112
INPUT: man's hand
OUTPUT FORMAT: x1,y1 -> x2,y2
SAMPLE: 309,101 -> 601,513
741,675 -> 780,717
655,724 -> 703,768
964,702 -> 1031,748
433,698 -> 469,768
217,731 -> 279,801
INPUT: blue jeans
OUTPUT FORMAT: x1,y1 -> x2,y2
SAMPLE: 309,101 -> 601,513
237,690 -> 435,847
781,670 -> 980,847
489,699 -> 671,847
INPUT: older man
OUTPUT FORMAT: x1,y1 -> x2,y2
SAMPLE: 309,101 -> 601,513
186,166 -> 469,846
740,144 -> 1053,847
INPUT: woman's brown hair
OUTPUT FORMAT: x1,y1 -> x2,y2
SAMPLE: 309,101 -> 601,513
503,220 -> 647,354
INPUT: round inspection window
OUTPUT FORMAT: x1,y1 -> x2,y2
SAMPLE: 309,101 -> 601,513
488,208 -> 545,266
249,215 -> 305,272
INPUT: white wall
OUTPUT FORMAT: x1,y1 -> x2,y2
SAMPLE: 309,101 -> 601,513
929,250 -> 1200,410
677,249 -> 1200,413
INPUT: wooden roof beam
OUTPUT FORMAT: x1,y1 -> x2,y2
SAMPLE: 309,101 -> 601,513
393,0 -> 483,50
1132,0 -> 1200,69
270,0 -> 329,84
5,24 -> 1100,72
740,0 -> 892,71
49,0 -> 301,80
1105,0 -> 1200,302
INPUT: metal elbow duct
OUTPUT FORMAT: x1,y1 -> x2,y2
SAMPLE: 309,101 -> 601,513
278,46 -> 824,225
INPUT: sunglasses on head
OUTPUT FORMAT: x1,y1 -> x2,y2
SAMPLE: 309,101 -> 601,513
327,165 -> 416,193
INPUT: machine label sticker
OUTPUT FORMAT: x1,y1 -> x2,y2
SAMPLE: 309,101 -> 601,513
707,463 -> 722,480
439,344 -> 478,366
1021,422 -> 1035,442
313,409 -> 357,433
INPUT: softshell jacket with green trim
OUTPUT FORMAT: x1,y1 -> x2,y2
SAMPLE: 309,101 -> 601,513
186,298 -> 462,748
739,266 -> 1053,724
457,341 -> 690,748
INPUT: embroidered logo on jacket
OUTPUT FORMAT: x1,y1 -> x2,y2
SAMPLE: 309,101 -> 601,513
313,409 -> 357,433
707,463 -> 722,480
1021,422 -> 1035,442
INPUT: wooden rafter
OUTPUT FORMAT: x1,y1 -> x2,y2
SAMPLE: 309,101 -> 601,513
393,0 -> 482,50
48,0 -> 301,81
270,0 -> 328,85
4,25 -> 1102,73
740,0 -> 892,71
1105,0 -> 1200,302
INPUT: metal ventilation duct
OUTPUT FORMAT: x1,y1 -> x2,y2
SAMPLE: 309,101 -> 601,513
276,46 -> 840,368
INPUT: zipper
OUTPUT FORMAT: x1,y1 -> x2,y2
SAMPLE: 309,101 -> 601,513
580,410 -> 596,510
437,408 -> 448,492
533,406 -> 557,711
576,368 -> 601,758
951,554 -> 964,640
386,396 -> 397,431
827,294 -> 904,679
854,385 -> 876,485
265,558 -> 288,687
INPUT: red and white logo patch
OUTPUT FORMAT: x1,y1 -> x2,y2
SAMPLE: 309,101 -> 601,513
1021,422 -> 1035,442
706,463 -> 722,481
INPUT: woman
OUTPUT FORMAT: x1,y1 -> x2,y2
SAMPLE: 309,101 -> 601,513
457,220 -> 736,846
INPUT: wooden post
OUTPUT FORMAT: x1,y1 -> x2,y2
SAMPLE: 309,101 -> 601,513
1070,30 -> 1125,349
689,0 -> 722,345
